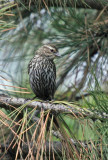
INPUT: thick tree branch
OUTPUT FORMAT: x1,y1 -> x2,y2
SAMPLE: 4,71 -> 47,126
0,95 -> 108,121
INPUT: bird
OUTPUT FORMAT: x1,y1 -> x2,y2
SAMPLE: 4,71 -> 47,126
28,44 -> 60,129
28,44 -> 60,100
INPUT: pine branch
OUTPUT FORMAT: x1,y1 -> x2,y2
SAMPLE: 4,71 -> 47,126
0,94 -> 107,159
0,138 -> 101,158
1,0 -> 108,10
36,0 -> 108,10
0,94 -> 108,121
56,45 -> 99,89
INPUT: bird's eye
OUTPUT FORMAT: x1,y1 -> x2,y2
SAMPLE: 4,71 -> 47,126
51,49 -> 54,52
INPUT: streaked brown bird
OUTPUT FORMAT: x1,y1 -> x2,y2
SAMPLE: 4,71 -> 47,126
28,44 -> 60,100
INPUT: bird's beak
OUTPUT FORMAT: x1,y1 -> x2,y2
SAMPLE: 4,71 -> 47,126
55,52 -> 61,57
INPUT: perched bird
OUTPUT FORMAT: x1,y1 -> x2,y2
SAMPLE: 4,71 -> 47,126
28,44 -> 60,100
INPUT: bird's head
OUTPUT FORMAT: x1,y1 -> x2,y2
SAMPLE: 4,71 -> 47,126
37,44 -> 60,60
